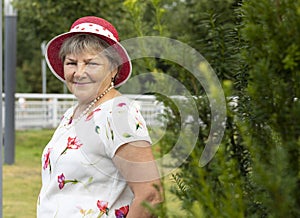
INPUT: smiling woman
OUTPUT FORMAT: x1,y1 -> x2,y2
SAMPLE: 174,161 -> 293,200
37,16 -> 163,218
61,35 -> 118,108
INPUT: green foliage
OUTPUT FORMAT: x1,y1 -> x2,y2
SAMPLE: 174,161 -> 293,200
238,0 -> 300,216
128,0 -> 300,217
123,1 -> 249,217
171,136 -> 246,218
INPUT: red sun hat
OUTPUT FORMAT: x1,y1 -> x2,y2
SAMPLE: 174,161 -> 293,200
45,16 -> 132,88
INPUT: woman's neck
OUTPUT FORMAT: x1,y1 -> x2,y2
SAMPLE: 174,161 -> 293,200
73,89 -> 121,119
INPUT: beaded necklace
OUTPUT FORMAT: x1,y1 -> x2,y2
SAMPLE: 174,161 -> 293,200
65,82 -> 114,129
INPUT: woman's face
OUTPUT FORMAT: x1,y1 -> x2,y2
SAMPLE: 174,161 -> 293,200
63,51 -> 116,104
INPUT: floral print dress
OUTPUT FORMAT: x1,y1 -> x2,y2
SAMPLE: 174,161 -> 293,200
37,96 -> 151,218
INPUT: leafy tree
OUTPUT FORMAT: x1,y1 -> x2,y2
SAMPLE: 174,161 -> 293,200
166,0 -> 300,217
162,1 -> 250,217
123,1 -> 247,217
238,0 -> 300,216
127,0 -> 300,217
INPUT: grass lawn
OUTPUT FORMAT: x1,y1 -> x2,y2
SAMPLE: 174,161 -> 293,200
3,129 -> 184,218
3,129 -> 54,218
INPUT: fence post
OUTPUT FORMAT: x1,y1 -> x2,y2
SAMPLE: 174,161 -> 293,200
52,97 -> 58,128
4,0 -> 17,165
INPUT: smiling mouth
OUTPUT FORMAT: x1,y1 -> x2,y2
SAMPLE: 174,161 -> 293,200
73,81 -> 94,85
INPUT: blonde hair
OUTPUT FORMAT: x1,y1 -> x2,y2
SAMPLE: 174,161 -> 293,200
59,34 -> 122,73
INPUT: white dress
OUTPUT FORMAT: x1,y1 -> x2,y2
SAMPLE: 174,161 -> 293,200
37,96 -> 151,218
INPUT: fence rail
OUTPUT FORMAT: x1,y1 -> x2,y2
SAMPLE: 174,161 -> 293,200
6,93 -> 163,130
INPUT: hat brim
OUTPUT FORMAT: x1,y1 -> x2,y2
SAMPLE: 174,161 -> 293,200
45,31 -> 132,88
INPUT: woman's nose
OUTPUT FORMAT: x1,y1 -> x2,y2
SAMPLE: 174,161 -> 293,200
74,63 -> 86,78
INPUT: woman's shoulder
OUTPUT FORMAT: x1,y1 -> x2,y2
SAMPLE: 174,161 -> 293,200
91,96 -> 142,123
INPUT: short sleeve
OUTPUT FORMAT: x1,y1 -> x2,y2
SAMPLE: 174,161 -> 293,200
104,97 -> 152,158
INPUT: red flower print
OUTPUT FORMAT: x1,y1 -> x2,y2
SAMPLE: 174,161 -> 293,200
117,102 -> 127,107
58,173 -> 65,189
97,200 -> 109,217
61,136 -> 83,155
86,108 -> 101,121
115,205 -> 129,218
43,147 -> 52,170
67,136 -> 83,149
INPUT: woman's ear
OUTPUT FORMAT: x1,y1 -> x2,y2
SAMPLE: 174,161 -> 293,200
111,66 -> 118,81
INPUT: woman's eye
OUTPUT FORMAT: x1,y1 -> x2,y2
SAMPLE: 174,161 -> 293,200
66,62 -> 76,65
87,62 -> 99,66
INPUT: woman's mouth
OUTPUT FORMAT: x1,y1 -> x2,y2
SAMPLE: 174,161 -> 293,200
73,81 -> 93,85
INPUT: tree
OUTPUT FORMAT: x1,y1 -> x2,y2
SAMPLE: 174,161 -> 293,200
122,1 -> 247,217
132,0 -> 300,217
167,0 -> 300,217
238,0 -> 300,216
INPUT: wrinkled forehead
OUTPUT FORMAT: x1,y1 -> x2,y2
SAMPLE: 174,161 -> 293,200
65,51 -> 108,61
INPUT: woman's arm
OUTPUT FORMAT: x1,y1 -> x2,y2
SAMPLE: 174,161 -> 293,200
113,141 -> 163,218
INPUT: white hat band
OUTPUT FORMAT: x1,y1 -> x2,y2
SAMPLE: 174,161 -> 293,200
70,22 -> 118,42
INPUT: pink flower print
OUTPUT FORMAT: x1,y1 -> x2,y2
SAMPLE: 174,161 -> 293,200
115,205 -> 129,218
43,147 -> 52,171
57,173 -> 79,190
57,173 -> 65,189
60,114 -> 66,121
117,102 -> 127,107
97,200 -> 109,217
61,136 -> 83,155
68,116 -> 73,125
86,108 -> 101,121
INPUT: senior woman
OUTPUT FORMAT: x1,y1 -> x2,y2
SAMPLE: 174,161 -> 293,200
37,16 -> 162,218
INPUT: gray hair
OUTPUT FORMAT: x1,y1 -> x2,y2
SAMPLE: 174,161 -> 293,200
59,34 -> 122,73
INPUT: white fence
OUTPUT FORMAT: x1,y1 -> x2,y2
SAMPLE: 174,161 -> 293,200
8,93 -> 163,130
